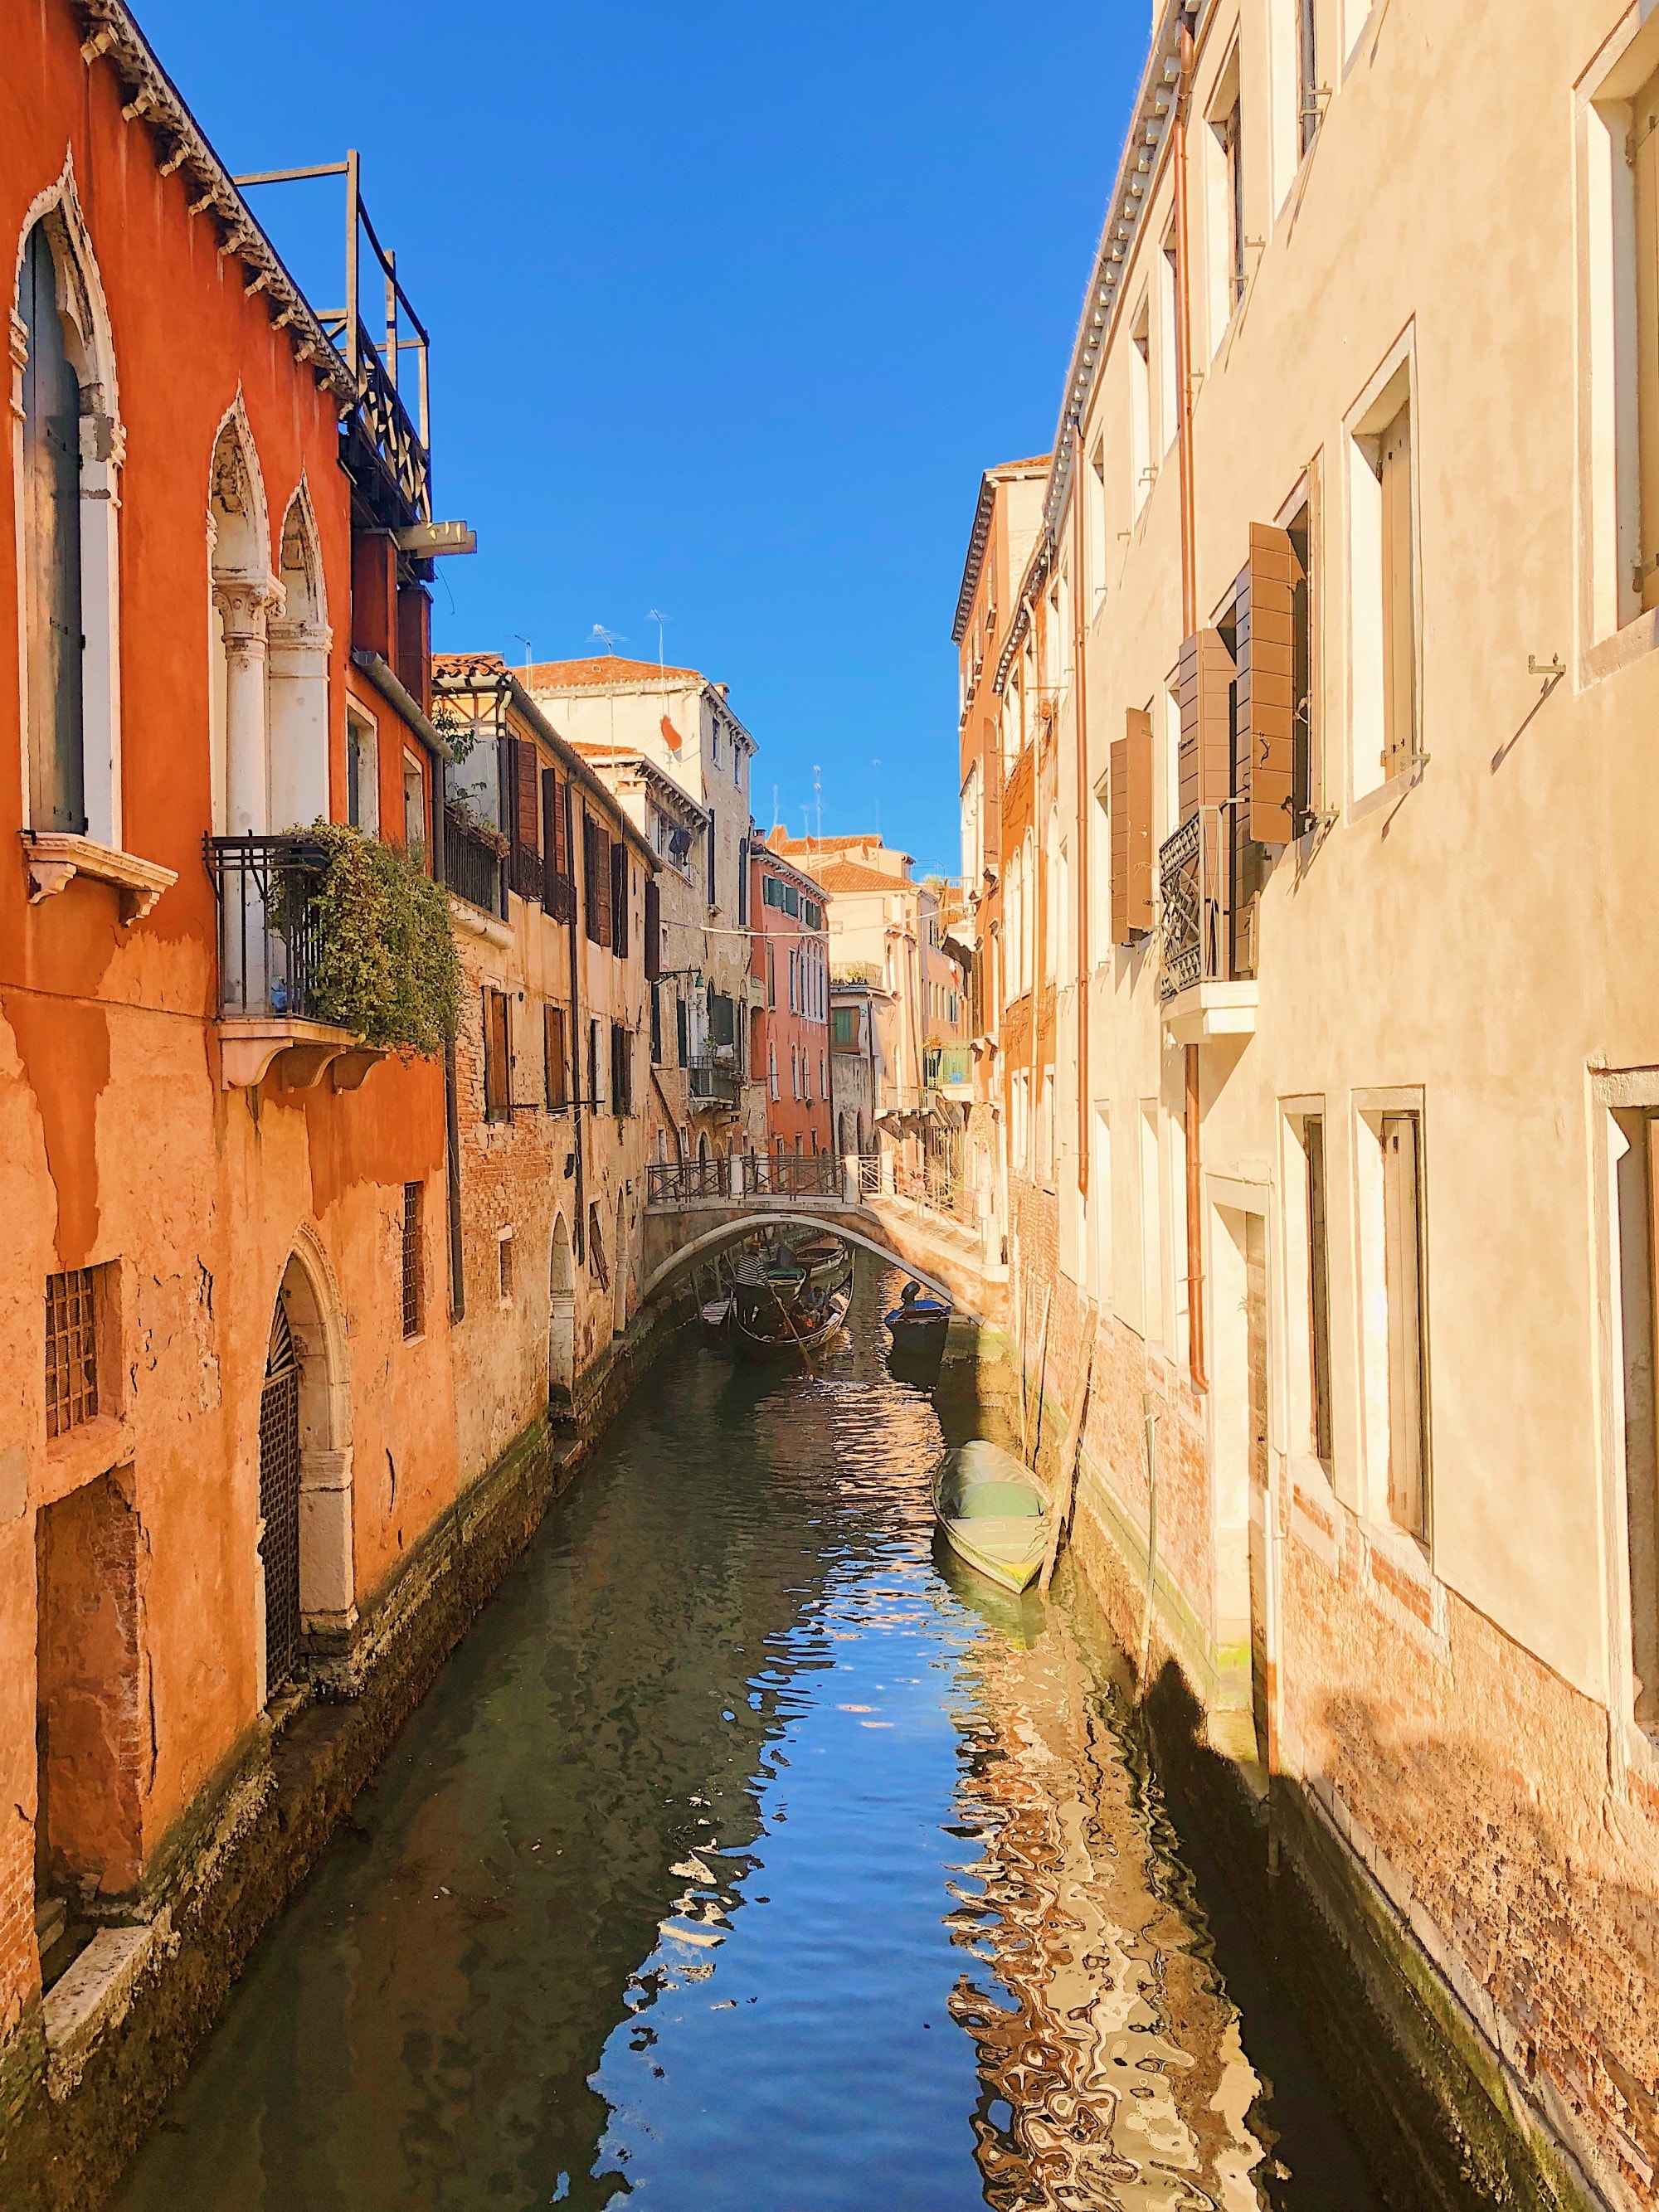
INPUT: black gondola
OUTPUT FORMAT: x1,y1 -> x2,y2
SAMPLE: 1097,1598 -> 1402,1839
726,1233 -> 853,1359
883,1279 -> 952,1360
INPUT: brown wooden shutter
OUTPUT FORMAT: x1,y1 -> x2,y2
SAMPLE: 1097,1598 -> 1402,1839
595,829 -> 613,950
1109,708 -> 1154,946
611,841 -> 628,958
544,1002 -> 567,1109
644,877 -> 661,980
541,766 -> 562,911
1242,523 -> 1299,844
1178,629 -> 1235,823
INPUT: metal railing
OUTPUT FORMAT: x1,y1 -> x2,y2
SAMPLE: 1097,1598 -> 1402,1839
348,312 -> 430,520
445,807 -> 505,917
688,1055 -> 742,1110
206,834 -> 333,1021
857,1152 -> 882,1198
746,1151 -> 839,1198
1158,805 -> 1231,1002
924,1042 -> 972,1089
893,1155 -> 973,1225
648,1158 -> 728,1202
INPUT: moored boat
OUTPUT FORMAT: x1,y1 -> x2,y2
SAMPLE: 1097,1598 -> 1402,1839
883,1280 -> 952,1359
932,1439 -> 1048,1594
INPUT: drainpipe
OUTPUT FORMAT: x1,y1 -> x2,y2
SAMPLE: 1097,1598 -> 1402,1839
1173,2 -> 1208,1395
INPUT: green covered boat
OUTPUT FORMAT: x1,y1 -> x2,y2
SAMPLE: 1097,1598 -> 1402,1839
932,1439 -> 1049,1594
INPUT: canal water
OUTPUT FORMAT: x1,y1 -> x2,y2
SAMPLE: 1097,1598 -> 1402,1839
115,1259 -> 1374,2212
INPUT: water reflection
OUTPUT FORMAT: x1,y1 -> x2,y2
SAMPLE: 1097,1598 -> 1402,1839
114,1261 -> 1366,2212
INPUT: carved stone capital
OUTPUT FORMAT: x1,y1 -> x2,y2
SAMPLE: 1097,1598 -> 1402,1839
212,577 -> 284,649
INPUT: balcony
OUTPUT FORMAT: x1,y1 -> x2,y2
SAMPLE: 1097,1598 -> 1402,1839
688,1054 -> 743,1112
206,834 -> 381,1091
1156,806 -> 1258,1046
924,1042 -> 973,1096
444,805 -> 505,919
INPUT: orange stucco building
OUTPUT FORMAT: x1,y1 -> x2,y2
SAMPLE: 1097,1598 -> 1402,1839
0,2 -> 510,2188
748,841 -> 831,1161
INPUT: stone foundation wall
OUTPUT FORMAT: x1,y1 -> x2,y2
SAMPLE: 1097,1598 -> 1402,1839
0,1296 -> 686,2212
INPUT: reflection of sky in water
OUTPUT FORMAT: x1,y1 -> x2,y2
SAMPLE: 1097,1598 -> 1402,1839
114,1264 -> 1369,2212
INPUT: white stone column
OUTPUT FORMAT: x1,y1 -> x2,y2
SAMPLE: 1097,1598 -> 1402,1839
214,581 -> 279,838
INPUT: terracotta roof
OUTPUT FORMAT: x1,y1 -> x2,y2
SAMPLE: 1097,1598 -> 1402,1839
812,858 -> 914,894
767,829 -> 914,866
520,656 -> 704,690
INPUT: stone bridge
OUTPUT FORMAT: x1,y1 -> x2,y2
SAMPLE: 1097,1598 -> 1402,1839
640,1174 -> 1005,1327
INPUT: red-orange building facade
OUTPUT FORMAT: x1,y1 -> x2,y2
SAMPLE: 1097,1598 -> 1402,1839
748,843 -> 831,1159
0,0 -> 489,2176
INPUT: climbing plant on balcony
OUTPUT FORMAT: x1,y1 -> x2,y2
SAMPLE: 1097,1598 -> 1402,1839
283,822 -> 461,1056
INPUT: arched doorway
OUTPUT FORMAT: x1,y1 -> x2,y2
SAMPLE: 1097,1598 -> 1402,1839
257,1294 -> 302,1698
257,1243 -> 352,1705
549,1214 -> 575,1403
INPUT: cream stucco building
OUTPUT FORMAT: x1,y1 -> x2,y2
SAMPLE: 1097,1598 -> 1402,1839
952,2 -> 1659,2203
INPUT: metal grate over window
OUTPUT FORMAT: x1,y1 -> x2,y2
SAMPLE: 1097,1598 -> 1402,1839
401,1182 -> 424,1339
45,1269 -> 98,1439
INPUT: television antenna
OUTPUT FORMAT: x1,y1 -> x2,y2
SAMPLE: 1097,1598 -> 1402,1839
648,608 -> 671,669
872,757 -> 882,839
512,633 -> 532,672
813,763 -> 823,847
590,623 -> 623,654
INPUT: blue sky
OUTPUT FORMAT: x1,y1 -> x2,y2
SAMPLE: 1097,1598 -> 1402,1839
140,1 -> 1146,877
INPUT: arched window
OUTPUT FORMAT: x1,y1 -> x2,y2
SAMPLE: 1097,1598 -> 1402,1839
207,404 -> 276,839
268,485 -> 329,830
14,177 -> 122,852
20,223 -> 83,834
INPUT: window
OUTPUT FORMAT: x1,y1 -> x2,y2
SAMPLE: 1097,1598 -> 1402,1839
498,1232 -> 514,1302
1140,1102 -> 1163,1345
1381,1113 -> 1428,1538
483,989 -> 510,1123
545,1002 -> 568,1110
402,751 -> 426,858
832,1004 -> 856,1048
347,711 -> 379,834
44,1268 -> 99,1438
584,813 -> 612,946
1297,0 -> 1320,158
20,223 -> 85,835
608,840 -> 629,957
1623,54 -> 1659,618
650,983 -> 663,1065
1131,294 -> 1152,515
1348,354 -> 1417,792
766,940 -> 776,1009
1091,1106 -> 1112,1304
611,1023 -> 633,1118
588,1018 -> 603,1109
401,1182 -> 425,1338
1304,1117 -> 1333,1466
789,950 -> 798,1012
1159,230 -> 1179,455
711,722 -> 721,766
1207,46 -> 1245,348
769,1042 -> 779,1098
1288,497 -> 1317,830
1087,444 -> 1108,615
707,809 -> 718,911
784,881 -> 800,919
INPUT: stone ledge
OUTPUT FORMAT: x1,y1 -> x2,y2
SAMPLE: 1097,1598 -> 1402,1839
43,1928 -> 172,2103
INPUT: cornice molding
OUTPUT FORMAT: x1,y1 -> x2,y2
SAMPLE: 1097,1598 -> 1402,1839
74,2 -> 354,411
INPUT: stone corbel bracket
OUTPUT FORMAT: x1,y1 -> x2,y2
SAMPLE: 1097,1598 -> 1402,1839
22,831 -> 176,923
214,1017 -> 382,1092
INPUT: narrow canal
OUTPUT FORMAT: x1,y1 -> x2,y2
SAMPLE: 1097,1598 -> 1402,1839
114,1260 -> 1375,2212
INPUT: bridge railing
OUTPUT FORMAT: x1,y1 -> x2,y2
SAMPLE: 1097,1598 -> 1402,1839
646,1152 -> 844,1203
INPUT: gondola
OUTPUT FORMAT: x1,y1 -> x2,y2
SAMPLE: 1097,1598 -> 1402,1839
883,1280 -> 952,1360
932,1439 -> 1049,1594
727,1233 -> 853,1359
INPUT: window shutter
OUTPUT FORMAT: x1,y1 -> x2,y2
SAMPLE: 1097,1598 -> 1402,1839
507,737 -> 541,898
544,1002 -> 567,1109
1178,629 -> 1235,822
644,877 -> 661,980
1109,709 -> 1153,945
1382,1113 -> 1428,1537
737,837 -> 748,926
541,767 -> 567,913
1242,523 -> 1299,844
611,840 -> 628,958
676,993 -> 688,1067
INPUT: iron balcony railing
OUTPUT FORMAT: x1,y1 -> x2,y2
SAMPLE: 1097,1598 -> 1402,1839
445,806 -> 505,917
348,313 -> 431,521
206,834 -> 334,1021
924,1042 -> 972,1089
688,1055 -> 742,1110
1158,805 -> 1234,1002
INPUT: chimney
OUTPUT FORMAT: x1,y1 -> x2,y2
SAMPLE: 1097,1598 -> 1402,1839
715,682 -> 728,698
